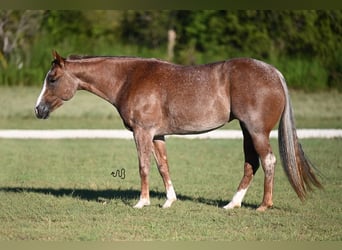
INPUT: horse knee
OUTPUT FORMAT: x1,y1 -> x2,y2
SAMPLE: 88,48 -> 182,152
139,165 -> 150,178
243,162 -> 255,177
158,163 -> 169,176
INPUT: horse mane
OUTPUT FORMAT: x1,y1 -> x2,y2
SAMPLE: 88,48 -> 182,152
67,55 -> 155,61
65,55 -> 170,64
67,55 -> 116,60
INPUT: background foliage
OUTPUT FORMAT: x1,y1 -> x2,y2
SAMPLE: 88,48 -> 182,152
0,10 -> 341,90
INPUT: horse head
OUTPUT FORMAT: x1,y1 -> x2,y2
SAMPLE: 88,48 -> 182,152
35,50 -> 78,119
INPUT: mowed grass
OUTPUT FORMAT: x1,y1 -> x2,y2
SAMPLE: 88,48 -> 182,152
0,87 -> 124,129
0,86 -> 341,129
0,138 -> 341,241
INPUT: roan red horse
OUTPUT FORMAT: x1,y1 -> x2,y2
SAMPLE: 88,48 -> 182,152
35,51 -> 322,211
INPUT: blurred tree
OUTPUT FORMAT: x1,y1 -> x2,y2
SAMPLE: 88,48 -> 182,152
82,10 -> 122,40
41,10 -> 92,39
120,10 -> 174,48
0,10 -> 340,89
0,10 -> 44,69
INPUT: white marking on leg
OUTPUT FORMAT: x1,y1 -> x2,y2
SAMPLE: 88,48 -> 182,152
224,188 -> 248,209
265,153 -> 276,166
133,197 -> 150,209
162,183 -> 177,208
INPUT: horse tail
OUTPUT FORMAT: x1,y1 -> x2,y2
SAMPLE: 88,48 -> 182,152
276,70 -> 323,200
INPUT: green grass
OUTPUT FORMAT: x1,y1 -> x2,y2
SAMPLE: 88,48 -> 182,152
0,87 -> 124,129
0,86 -> 341,129
0,138 -> 341,241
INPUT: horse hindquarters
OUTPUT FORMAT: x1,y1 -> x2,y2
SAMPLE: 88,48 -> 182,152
225,63 -> 322,211
224,59 -> 285,210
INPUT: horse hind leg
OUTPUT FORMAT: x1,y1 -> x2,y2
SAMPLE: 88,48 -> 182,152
249,131 -> 277,211
224,124 -> 260,209
257,150 -> 276,211
152,136 -> 177,208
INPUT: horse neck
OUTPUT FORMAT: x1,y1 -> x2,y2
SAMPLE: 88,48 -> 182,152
68,58 -> 128,105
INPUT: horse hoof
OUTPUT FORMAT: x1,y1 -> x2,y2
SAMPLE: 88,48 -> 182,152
256,204 -> 273,212
162,198 -> 177,208
256,206 -> 267,212
223,202 -> 241,210
133,198 -> 150,208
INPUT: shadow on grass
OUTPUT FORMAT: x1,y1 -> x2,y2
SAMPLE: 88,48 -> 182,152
0,186 -> 258,209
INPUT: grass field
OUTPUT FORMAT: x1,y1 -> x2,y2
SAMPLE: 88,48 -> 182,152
0,138 -> 341,240
0,87 -> 341,241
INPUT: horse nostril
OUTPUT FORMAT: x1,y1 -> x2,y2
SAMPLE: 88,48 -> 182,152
35,105 -> 42,118
35,104 -> 50,119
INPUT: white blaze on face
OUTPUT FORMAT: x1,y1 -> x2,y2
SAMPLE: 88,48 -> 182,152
36,73 -> 49,107
36,81 -> 46,107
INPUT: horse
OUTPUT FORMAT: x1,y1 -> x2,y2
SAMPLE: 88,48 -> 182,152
35,51 -> 322,211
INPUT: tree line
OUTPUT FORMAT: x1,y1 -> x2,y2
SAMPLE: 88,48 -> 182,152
0,10 -> 341,90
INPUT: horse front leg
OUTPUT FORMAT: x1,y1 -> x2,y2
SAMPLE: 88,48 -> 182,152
152,136 -> 177,208
133,129 -> 153,208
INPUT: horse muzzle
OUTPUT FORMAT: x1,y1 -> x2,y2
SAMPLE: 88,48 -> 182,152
35,103 -> 50,119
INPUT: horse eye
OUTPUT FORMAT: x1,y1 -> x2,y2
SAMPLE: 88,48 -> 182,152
48,76 -> 57,84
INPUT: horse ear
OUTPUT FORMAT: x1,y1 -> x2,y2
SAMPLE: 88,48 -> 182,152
52,50 -> 65,67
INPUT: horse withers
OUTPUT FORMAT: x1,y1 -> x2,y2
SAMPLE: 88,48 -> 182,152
35,51 -> 322,211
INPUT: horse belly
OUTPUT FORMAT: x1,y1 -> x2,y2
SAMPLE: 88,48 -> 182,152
167,96 -> 230,134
